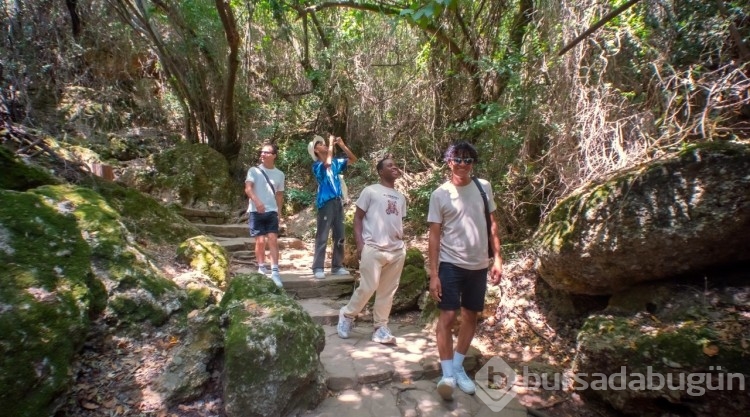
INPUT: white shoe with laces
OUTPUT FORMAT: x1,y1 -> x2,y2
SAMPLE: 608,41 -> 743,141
454,367 -> 476,394
337,308 -> 354,339
371,326 -> 397,344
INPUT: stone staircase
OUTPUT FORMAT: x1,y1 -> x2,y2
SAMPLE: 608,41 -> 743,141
194,218 -> 527,417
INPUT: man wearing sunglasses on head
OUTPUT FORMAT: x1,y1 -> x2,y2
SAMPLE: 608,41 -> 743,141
427,141 -> 503,401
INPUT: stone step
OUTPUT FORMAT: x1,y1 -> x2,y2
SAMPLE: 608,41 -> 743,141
233,269 -> 356,299
195,223 -> 249,237
194,222 -> 289,238
180,208 -> 229,224
214,237 -> 307,253
317,324 -> 481,391
298,298 -> 346,325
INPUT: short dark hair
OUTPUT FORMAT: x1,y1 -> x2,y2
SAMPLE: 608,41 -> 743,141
262,143 -> 278,154
376,154 -> 393,172
443,141 -> 479,163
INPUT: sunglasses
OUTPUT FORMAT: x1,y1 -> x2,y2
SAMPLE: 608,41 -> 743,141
450,157 -> 474,165
260,151 -> 275,155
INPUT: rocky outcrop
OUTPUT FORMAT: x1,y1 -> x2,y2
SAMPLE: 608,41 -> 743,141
574,283 -> 750,416
220,274 -> 327,417
534,142 -> 750,295
0,190 -> 104,417
118,143 -> 236,211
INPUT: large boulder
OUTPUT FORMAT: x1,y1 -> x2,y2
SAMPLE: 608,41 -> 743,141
118,143 -> 236,210
534,142 -> 750,295
574,282 -> 750,416
31,185 -> 183,326
155,306 -> 224,405
220,274 -> 326,417
0,190 -> 103,417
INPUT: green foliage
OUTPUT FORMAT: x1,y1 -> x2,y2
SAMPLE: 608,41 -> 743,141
405,170 -> 445,234
399,0 -> 455,28
284,187 -> 315,213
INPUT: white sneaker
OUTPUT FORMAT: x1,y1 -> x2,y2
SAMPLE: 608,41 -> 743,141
313,269 -> 325,279
258,265 -> 271,275
371,326 -> 396,344
331,267 -> 350,275
454,367 -> 476,394
337,308 -> 354,339
270,271 -> 283,288
436,377 -> 455,401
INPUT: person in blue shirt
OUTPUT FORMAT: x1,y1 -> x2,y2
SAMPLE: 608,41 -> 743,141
307,134 -> 358,279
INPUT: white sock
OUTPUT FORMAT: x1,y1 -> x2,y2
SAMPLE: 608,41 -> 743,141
453,352 -> 465,371
272,264 -> 279,272
441,360 -> 455,378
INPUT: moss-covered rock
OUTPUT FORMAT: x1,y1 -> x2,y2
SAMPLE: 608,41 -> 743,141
80,177 -> 202,246
575,283 -> 750,416
534,142 -> 750,295
0,190 -> 96,417
30,184 -> 183,326
120,143 -> 237,210
391,248 -> 428,313
156,306 -> 224,405
176,235 -> 229,287
0,146 -> 59,191
220,274 -> 326,417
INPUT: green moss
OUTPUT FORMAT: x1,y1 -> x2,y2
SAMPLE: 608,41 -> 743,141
221,274 -> 324,396
153,143 -> 236,206
109,294 -> 169,325
176,236 -> 229,286
0,190 -> 94,417
185,286 -> 212,310
0,146 -> 59,191
80,177 -> 202,245
580,314 -> 747,373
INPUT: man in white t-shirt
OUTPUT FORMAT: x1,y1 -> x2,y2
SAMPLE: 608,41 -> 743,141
336,156 -> 406,344
245,143 -> 285,288
427,141 -> 503,400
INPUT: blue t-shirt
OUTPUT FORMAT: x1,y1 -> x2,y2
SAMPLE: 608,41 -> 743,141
313,158 -> 348,208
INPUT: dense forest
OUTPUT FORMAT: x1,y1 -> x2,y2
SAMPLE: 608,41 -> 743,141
1,1 -> 749,417
4,0 -> 747,239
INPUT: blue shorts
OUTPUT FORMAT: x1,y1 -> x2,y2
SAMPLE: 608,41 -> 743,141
248,211 -> 279,237
437,262 -> 488,312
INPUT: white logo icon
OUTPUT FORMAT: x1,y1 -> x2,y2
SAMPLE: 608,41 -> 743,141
474,356 -> 517,412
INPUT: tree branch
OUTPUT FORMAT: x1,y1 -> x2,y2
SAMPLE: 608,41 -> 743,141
557,0 -> 643,56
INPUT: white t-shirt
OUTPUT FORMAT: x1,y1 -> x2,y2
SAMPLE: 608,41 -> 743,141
427,178 -> 496,270
356,183 -> 406,251
245,166 -> 285,213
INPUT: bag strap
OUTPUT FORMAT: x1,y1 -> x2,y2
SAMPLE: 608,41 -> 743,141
257,166 -> 276,194
472,176 -> 494,258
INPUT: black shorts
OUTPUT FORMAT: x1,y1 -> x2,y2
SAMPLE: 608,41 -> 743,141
248,211 -> 279,237
437,262 -> 488,312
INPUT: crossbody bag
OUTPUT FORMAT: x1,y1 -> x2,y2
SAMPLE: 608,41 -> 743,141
471,176 -> 494,258
256,166 -> 276,194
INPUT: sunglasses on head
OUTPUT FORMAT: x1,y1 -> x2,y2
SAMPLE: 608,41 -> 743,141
450,157 -> 474,165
